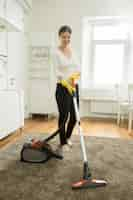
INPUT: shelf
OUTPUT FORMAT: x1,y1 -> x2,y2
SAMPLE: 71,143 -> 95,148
29,77 -> 49,80
29,67 -> 49,71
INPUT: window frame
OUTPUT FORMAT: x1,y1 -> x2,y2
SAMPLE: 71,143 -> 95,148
81,17 -> 130,90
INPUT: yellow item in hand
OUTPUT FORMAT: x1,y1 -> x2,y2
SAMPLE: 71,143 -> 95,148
68,72 -> 80,89
60,79 -> 76,95
69,72 -> 80,81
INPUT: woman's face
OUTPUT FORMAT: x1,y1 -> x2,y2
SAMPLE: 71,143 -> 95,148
59,31 -> 71,47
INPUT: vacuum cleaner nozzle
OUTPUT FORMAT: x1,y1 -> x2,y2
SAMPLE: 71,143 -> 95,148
72,162 -> 107,189
72,178 -> 107,189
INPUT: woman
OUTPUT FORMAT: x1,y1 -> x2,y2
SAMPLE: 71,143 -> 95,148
54,25 -> 80,155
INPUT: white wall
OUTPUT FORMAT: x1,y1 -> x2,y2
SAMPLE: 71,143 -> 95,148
31,0 -> 133,116
30,0 -> 133,117
31,0 -> 133,57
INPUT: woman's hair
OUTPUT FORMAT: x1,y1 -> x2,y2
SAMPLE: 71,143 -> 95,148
58,25 -> 72,36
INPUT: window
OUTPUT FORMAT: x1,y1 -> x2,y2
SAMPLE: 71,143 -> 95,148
93,43 -> 124,85
81,17 -> 132,90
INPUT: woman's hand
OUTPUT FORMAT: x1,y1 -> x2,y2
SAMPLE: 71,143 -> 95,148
70,72 -> 80,80
68,72 -> 80,87
60,79 -> 76,95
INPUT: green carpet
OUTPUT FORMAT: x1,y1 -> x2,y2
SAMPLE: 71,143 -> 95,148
0,133 -> 133,200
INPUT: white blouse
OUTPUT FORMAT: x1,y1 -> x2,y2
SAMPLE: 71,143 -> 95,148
53,48 -> 80,82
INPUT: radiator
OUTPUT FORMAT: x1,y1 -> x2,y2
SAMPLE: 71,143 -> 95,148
90,101 -> 117,114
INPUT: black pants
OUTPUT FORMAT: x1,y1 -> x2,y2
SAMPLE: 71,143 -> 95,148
55,83 -> 79,145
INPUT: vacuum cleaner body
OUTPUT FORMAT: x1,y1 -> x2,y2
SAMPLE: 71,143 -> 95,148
20,142 -> 51,163
20,132 -> 63,163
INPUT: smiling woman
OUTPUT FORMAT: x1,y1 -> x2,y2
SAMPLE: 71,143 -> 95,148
52,25 -> 81,155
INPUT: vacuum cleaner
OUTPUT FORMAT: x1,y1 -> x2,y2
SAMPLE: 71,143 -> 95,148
71,90 -> 108,189
20,127 -> 63,163
20,73 -> 107,188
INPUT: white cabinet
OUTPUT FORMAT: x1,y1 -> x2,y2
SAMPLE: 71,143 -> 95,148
0,0 -> 30,32
0,90 -> 24,139
7,32 -> 29,119
0,31 -> 7,56
6,0 -> 24,31
0,0 -> 6,19
7,32 -> 21,90
0,31 -> 7,90
0,31 -> 27,90
7,32 -> 27,90
0,58 -> 7,90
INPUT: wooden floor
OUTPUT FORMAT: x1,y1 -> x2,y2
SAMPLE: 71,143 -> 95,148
0,116 -> 133,149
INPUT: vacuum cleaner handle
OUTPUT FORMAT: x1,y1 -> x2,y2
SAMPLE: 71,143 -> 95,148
44,128 -> 61,142
44,113 -> 69,143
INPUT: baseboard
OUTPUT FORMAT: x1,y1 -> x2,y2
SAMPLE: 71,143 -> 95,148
0,128 -> 23,149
